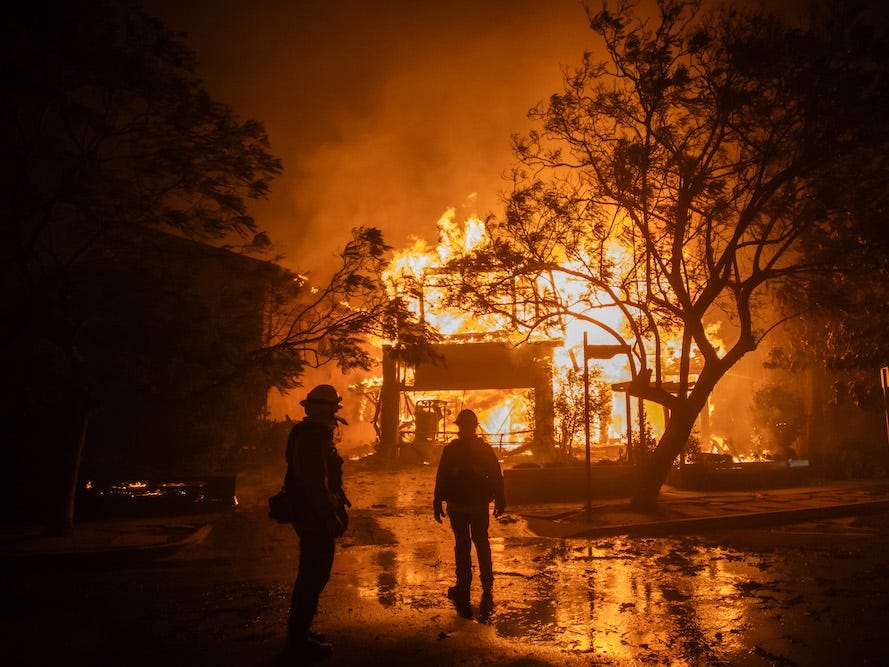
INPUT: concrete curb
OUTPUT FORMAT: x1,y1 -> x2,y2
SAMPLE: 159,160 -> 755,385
564,499 -> 889,538
0,523 -> 214,567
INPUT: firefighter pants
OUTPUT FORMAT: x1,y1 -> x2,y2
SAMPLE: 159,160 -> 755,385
289,528 -> 336,641
448,510 -> 493,594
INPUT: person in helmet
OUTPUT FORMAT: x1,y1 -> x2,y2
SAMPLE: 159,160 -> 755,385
433,408 -> 506,617
282,384 -> 350,663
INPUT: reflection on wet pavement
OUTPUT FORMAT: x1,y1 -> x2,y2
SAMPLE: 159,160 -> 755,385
340,463 -> 889,665
10,463 -> 888,666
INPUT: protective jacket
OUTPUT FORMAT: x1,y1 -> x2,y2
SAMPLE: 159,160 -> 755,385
285,417 -> 348,536
434,435 -> 506,514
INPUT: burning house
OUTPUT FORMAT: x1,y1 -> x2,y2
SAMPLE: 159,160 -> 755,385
373,208 -> 841,490
377,209 -> 633,466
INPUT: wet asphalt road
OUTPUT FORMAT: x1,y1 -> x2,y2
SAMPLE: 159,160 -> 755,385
5,463 -> 889,666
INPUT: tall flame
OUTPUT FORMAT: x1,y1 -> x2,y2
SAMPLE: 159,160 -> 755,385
379,208 -> 738,459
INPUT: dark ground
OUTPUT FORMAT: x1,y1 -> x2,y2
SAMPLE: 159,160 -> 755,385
4,462 -> 889,666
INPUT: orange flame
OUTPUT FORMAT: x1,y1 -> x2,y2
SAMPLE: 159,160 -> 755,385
379,209 -> 736,457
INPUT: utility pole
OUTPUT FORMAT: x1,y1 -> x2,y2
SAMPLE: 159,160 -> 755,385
582,338 -> 631,522
583,332 -> 591,521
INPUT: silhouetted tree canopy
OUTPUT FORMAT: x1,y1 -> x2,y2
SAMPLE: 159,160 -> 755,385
1,1 -> 281,253
257,226 -> 438,388
0,1 -> 434,531
764,0 -> 889,412
448,0 -> 889,508
0,0 -> 287,531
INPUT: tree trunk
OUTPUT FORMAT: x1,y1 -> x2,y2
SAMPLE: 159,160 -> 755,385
631,407 -> 699,511
45,411 -> 88,536
629,350 -> 735,511
630,375 -> 718,511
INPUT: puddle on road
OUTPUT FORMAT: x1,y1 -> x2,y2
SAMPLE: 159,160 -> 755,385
338,530 -> 870,665
341,533 -> 781,663
343,469 -> 768,662
337,466 -> 889,664
486,537 -> 767,664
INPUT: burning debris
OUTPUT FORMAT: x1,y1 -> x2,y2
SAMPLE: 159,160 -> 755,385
77,477 -> 238,518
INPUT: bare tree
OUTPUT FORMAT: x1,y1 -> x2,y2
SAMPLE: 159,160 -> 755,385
449,0 -> 889,509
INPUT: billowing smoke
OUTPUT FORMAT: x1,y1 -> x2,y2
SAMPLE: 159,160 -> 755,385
146,0 -> 594,276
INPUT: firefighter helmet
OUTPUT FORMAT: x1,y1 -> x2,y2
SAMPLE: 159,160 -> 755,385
455,409 -> 478,428
300,384 -> 343,407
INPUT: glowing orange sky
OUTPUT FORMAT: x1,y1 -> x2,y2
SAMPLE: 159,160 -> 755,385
142,0 -> 815,433
145,0 -> 596,276
146,0 -> 813,280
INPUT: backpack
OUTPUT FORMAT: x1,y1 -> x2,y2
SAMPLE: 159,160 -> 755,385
270,419 -> 350,536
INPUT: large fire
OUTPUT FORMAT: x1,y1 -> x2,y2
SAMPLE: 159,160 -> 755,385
380,208 -> 638,458
364,207 -> 783,464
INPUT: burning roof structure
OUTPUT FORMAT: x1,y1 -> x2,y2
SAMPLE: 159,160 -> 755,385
373,207 -> 823,477
377,209 -> 633,462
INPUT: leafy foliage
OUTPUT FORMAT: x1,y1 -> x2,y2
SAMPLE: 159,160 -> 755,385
1,1 -> 282,256
553,366 -> 612,459
258,226 -> 438,388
